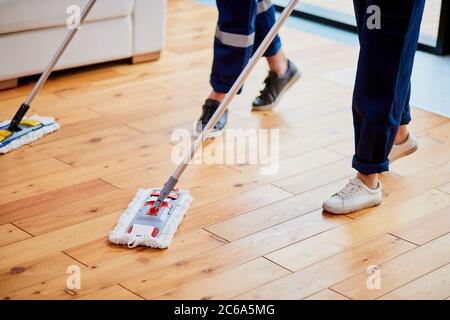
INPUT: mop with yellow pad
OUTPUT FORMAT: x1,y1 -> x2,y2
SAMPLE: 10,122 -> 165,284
109,0 -> 300,249
0,0 -> 97,154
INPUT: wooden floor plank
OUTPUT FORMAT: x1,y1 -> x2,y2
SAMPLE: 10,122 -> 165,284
0,92 -> 101,127
31,125 -> 142,162
305,289 -> 349,300
178,184 -> 293,235
390,142 -> 450,177
235,234 -> 415,299
0,179 -> 117,225
438,182 -> 450,194
120,210 -> 351,299
153,258 -> 290,300
76,285 -> 143,300
2,230 -> 226,299
408,108 -> 450,134
331,234 -> 450,300
0,169 -> 109,206
13,189 -> 136,236
0,224 -> 31,247
265,190 -> 450,272
390,206 -> 450,245
0,155 -> 71,187
205,179 -> 350,242
0,213 -> 121,271
66,230 -> 226,267
0,0 -> 448,299
379,263 -> 450,300
272,158 -> 354,194
0,253 -> 85,297
350,160 -> 450,219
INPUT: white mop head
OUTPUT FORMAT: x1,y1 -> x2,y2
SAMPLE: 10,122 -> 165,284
0,115 -> 59,154
109,188 -> 193,249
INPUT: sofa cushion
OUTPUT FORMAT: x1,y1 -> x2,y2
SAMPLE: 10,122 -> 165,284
0,0 -> 134,35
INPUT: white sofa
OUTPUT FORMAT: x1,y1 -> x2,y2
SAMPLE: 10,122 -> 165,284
0,0 -> 166,89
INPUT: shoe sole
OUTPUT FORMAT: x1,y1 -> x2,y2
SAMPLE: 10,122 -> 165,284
323,199 -> 382,215
251,71 -> 301,112
389,141 -> 419,163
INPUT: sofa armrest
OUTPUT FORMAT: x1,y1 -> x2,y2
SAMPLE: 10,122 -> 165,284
132,0 -> 166,55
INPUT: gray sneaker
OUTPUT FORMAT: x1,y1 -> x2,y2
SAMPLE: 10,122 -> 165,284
252,60 -> 300,111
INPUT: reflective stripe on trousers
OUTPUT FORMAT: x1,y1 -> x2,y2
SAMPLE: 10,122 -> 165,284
211,0 -> 282,93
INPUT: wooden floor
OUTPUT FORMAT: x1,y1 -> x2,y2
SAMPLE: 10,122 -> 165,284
0,0 -> 449,300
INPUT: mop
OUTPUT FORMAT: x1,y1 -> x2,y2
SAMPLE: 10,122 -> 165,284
0,0 -> 97,154
109,0 -> 300,249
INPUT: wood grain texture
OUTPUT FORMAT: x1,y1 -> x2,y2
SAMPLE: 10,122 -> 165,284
121,210 -> 350,299
236,234 -> 415,299
390,206 -> 450,245
331,234 -> 450,300
305,289 -> 349,300
0,0 -> 448,300
0,224 -> 31,247
1,230 -> 226,299
77,285 -> 143,300
438,182 -> 450,194
0,253 -> 83,297
155,258 -> 290,300
379,263 -> 450,300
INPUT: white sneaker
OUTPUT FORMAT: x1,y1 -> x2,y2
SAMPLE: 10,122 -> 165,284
323,177 -> 382,214
389,132 -> 418,162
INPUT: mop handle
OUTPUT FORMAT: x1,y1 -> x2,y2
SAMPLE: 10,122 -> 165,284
8,0 -> 97,132
153,0 -> 300,210
174,0 -> 300,180
25,0 -> 97,106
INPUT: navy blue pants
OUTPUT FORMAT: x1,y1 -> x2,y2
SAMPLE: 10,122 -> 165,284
352,0 -> 425,174
211,0 -> 282,93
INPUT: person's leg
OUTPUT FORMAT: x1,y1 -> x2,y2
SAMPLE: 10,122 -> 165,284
254,0 -> 285,75
389,83 -> 419,161
352,0 -> 424,174
197,0 -> 258,137
210,0 -> 258,96
353,0 -> 366,43
252,0 -> 300,111
324,0 -> 425,214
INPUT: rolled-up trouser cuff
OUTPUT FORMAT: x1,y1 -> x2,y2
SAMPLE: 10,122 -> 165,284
263,37 -> 282,57
352,155 -> 389,175
401,111 -> 411,125
210,80 -> 244,95
211,38 -> 282,94
211,81 -> 232,94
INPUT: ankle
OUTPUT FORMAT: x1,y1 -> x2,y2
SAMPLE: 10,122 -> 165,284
394,125 -> 409,145
357,172 -> 379,190
272,59 -> 288,77
267,51 -> 288,77
208,91 -> 225,102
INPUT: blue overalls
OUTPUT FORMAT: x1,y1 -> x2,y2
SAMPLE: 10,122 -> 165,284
352,0 -> 425,174
211,0 -> 282,93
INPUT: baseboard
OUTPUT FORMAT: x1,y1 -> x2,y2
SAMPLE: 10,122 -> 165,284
0,78 -> 18,91
131,51 -> 161,64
